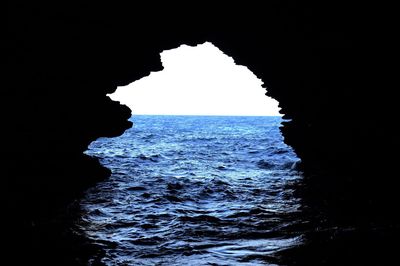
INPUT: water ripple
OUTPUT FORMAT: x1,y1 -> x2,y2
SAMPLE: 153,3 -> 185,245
80,115 -> 303,265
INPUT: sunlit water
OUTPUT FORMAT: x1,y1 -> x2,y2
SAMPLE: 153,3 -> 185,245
79,115 -> 303,265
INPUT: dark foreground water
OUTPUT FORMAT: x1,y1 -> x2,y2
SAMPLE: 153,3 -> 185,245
80,115 -> 303,265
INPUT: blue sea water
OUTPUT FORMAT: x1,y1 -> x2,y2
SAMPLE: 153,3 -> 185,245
80,115 -> 303,265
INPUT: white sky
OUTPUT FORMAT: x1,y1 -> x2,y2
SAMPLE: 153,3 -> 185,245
109,42 -> 281,116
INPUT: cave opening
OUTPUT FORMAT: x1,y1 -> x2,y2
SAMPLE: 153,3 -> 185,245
109,42 -> 281,117
79,42 -> 303,265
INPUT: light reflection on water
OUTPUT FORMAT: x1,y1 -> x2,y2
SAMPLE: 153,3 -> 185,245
79,115 -> 303,265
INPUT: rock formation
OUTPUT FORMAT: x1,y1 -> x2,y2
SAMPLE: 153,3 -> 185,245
6,2 -> 396,265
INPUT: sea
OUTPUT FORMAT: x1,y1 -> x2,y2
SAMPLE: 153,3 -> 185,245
79,115 -> 303,265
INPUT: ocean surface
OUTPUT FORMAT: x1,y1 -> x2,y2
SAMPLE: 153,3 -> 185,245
79,115 -> 303,265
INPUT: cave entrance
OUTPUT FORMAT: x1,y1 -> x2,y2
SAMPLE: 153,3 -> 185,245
80,42 -> 303,265
109,42 -> 281,117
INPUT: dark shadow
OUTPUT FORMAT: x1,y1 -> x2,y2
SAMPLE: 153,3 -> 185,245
6,3 -> 395,266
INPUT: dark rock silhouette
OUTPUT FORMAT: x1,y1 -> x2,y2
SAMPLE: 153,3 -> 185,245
6,2 -> 396,265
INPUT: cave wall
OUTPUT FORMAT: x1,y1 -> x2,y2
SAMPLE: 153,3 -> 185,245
6,2 -> 395,265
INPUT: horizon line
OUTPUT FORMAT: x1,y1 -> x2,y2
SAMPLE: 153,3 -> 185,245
130,114 -> 283,117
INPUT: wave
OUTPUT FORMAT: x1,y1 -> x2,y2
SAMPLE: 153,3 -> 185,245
81,115 -> 303,265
